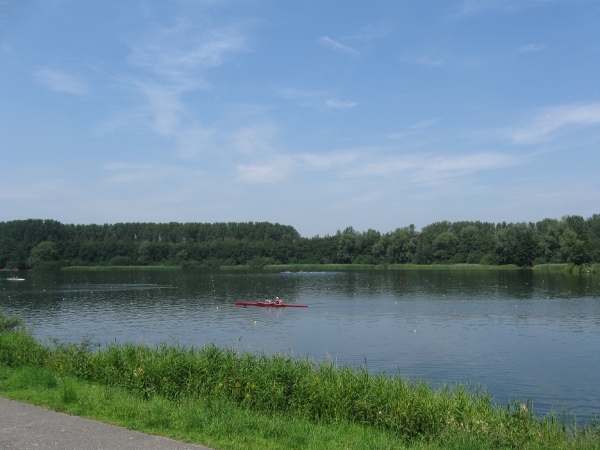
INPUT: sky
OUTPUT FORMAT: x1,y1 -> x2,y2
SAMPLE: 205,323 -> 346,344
1,0 -> 599,237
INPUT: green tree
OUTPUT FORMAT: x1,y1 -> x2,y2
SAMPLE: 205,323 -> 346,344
27,241 -> 58,268
432,232 -> 459,263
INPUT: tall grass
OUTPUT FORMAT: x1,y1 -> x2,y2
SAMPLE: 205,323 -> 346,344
61,266 -> 181,271
261,263 -> 520,271
1,327 -> 599,448
532,264 -> 570,271
386,264 -> 520,270
262,264 -> 387,271
219,265 -> 252,270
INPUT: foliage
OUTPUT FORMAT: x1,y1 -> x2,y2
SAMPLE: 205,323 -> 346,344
1,215 -> 599,269
0,309 -> 25,333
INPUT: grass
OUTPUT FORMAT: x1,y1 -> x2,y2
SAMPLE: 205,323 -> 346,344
61,265 -> 181,271
387,264 -> 521,270
260,263 -> 521,271
532,264 -> 599,274
220,265 -> 252,270
1,323 -> 599,450
532,264 -> 570,271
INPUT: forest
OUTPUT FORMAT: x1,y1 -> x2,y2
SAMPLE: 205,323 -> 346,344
0,215 -> 599,270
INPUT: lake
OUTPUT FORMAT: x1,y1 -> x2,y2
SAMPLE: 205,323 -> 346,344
1,268 -> 599,421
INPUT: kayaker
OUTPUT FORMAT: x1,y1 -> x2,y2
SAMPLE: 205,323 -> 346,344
274,297 -> 283,305
264,298 -> 273,304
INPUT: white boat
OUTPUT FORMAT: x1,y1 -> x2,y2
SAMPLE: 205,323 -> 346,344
6,276 -> 25,281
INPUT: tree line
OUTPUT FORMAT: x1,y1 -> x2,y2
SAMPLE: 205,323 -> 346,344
0,215 -> 598,270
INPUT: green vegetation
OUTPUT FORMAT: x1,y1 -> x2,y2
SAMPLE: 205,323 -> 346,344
61,265 -> 181,271
1,310 -> 599,450
1,214 -> 599,270
263,264 -> 388,271
220,265 -> 252,270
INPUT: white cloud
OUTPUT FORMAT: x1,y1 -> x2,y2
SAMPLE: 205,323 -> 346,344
298,151 -> 359,170
236,153 -> 292,183
514,43 -> 547,54
510,103 -> 600,144
409,118 -> 441,129
121,15 -> 248,140
128,20 -> 246,85
450,0 -> 536,19
338,151 -> 520,183
416,56 -> 443,67
176,125 -> 218,158
103,161 -> 204,184
232,124 -> 277,155
34,68 -> 88,95
319,36 -> 358,55
344,25 -> 391,41
275,87 -> 329,103
416,152 -> 516,181
133,80 -> 184,136
325,99 -> 357,110
236,164 -> 283,183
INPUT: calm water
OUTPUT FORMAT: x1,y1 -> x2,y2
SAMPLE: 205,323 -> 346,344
2,269 -> 599,420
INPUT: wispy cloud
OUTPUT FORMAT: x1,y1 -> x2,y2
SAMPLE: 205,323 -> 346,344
276,88 -> 356,111
409,118 -> 441,129
103,161 -> 204,184
298,151 -> 360,170
338,151 -> 522,187
325,99 -> 356,110
450,0 -> 539,19
232,124 -> 277,155
319,36 -> 358,55
128,19 -> 246,86
236,152 -> 292,183
122,14 -> 248,141
514,43 -> 547,54
510,102 -> 600,144
415,152 -> 517,182
343,25 -> 391,41
132,79 -> 184,136
275,87 -> 328,101
34,68 -> 88,95
236,163 -> 286,183
416,56 -> 443,67
176,125 -> 218,159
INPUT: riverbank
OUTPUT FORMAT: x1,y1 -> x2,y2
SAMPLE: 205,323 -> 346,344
61,265 -> 181,271
1,321 -> 598,450
58,263 -> 599,273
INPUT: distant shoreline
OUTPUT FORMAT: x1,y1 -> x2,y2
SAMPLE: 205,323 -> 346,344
57,263 -> 598,272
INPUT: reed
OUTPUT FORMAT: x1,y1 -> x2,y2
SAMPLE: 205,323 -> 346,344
532,264 -> 570,271
61,265 -> 181,271
262,263 -> 521,271
263,264 -> 387,271
386,264 -> 520,270
1,326 -> 598,449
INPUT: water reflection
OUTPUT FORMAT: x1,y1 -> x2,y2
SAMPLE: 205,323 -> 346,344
1,268 -> 599,420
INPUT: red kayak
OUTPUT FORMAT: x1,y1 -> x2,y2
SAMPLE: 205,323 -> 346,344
235,301 -> 308,308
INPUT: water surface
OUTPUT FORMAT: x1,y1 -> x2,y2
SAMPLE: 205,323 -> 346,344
1,269 -> 599,420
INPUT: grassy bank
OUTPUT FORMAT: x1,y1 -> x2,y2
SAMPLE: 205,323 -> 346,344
260,263 -> 520,271
57,263 -> 595,273
61,265 -> 181,271
1,320 -> 598,450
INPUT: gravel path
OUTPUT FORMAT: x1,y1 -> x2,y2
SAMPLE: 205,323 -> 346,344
0,397 -> 214,450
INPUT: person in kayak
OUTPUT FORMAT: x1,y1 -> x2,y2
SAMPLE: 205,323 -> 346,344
264,298 -> 273,304
274,297 -> 283,305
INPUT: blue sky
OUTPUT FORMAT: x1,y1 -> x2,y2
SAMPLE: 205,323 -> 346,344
1,0 -> 599,236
